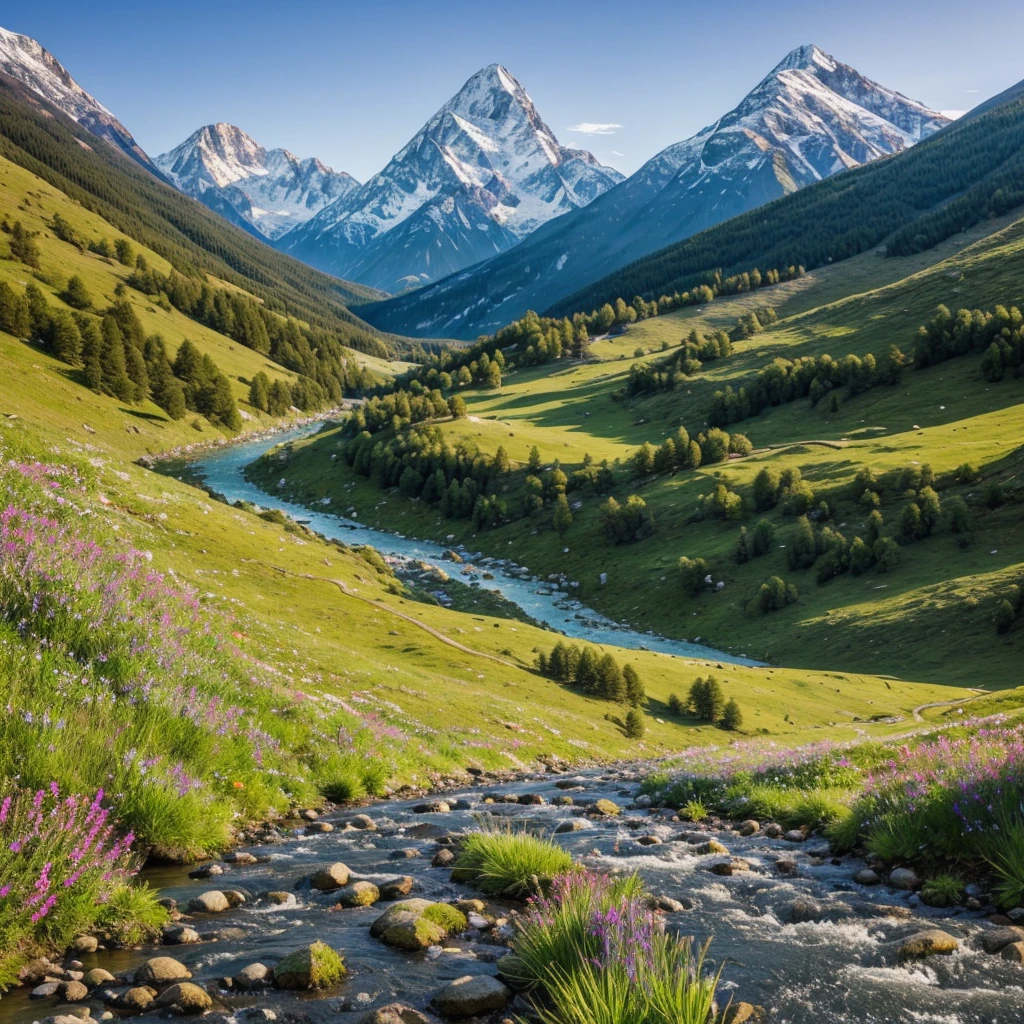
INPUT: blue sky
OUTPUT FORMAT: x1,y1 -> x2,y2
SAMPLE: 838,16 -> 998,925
8,0 -> 1024,181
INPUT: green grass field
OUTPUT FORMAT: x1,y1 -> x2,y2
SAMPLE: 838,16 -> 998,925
263,208 -> 1024,691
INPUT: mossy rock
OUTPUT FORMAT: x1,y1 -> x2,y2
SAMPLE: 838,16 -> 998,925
273,941 -> 346,989
370,899 -> 467,951
590,799 -> 621,816
897,929 -> 959,961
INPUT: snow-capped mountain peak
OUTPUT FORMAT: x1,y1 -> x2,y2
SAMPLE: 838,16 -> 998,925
362,46 -> 951,341
281,63 -> 624,292
155,123 -> 359,241
0,25 -> 155,170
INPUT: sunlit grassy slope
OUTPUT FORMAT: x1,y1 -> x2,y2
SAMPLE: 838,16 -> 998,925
262,210 -> 1024,690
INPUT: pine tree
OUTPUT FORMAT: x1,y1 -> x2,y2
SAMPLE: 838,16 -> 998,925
49,311 -> 82,365
25,284 -> 50,340
623,664 -> 645,708
721,699 -> 743,731
553,493 -> 573,536
624,709 -> 645,739
597,653 -> 626,702
124,339 -> 149,402
575,647 -> 599,694
528,446 -> 542,473
80,319 -> 103,392
100,316 -> 133,401
0,282 -> 30,339
61,275 -> 92,310
248,371 -> 271,412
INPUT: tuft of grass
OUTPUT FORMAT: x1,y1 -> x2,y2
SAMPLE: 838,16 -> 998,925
920,874 -> 964,908
989,823 -> 1024,910
454,827 -> 575,899
681,799 -> 708,822
515,871 -> 723,1024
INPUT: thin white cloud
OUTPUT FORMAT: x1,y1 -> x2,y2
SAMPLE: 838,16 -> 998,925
567,122 -> 623,136
941,109 -> 967,120
966,89 -> 979,94
611,150 -> 624,156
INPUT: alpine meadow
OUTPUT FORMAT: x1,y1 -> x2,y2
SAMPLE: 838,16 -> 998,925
1,7 -> 1023,1024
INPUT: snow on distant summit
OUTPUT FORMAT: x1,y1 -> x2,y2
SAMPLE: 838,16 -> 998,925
364,45 -> 951,339
0,25 -> 155,171
156,124 -> 359,240
280,64 -> 625,292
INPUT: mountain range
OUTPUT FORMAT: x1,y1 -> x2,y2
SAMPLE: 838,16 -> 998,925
0,25 -> 954,340
155,123 -> 360,241
362,45 -> 950,339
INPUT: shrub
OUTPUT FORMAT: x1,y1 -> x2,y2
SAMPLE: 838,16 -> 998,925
702,483 -> 743,521
601,495 -> 655,544
996,599 -> 1016,634
983,481 -> 1004,508
873,536 -> 901,571
752,518 -> 775,556
454,828 -> 574,899
758,575 -> 798,612
954,462 -> 978,484
678,556 -> 711,595
667,693 -> 684,717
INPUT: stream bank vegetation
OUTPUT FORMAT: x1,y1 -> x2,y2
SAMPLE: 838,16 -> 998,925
642,712 -> 1024,909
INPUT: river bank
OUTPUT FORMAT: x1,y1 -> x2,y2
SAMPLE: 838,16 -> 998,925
5,766 -> 1024,1024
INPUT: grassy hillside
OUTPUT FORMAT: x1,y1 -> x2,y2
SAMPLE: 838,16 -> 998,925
0,72 -> 400,356
259,210 -> 1024,689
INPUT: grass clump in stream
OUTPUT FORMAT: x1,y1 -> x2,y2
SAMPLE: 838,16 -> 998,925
512,871 -> 724,1024
453,826 -> 575,898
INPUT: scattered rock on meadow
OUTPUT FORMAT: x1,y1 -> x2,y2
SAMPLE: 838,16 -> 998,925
188,890 -> 230,914
310,862 -> 351,891
898,929 -> 959,960
134,957 -> 192,984
336,881 -> 381,908
273,941 -> 346,989
430,975 -> 511,1019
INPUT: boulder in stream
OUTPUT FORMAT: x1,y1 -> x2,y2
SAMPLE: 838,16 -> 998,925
187,890 -> 230,914
310,862 -> 351,891
134,956 -> 192,985
897,929 -> 959,960
273,941 -> 346,989
336,881 -> 381,908
154,982 -> 213,1014
430,975 -> 511,1019
370,899 -> 468,951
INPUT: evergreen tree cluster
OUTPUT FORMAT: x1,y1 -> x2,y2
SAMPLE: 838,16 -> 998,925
126,262 -> 372,404
630,426 -> 752,479
623,326 -> 733,397
537,640 -> 646,707
708,344 -> 907,428
0,278 -> 242,428
915,303 -> 1024,381
757,575 -> 799,613
599,494 -> 655,544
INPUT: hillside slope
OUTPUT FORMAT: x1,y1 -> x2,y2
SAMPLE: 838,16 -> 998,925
268,209 -> 1024,687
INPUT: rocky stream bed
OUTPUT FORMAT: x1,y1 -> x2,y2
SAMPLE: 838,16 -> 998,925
5,766 -> 1024,1024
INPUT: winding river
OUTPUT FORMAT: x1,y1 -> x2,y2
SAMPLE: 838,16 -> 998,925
188,425 -> 758,666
